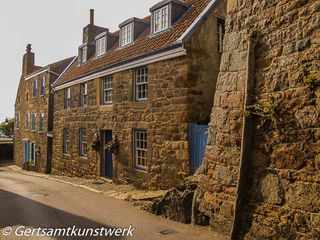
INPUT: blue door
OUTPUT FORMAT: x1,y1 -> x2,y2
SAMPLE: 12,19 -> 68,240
23,141 -> 29,163
104,130 -> 113,179
188,122 -> 208,175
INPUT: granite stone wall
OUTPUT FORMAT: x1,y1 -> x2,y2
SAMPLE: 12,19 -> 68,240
196,0 -> 320,239
14,71 -> 54,173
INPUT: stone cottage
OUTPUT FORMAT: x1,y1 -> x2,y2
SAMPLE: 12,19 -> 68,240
52,0 -> 227,190
14,44 -> 74,173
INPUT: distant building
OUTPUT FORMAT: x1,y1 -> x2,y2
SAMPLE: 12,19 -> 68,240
0,136 -> 13,161
14,44 -> 73,172
51,0 -> 226,189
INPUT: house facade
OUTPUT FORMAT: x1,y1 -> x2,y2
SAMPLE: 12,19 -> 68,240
52,0 -> 226,190
14,45 -> 73,173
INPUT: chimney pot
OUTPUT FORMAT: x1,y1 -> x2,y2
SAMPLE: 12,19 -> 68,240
90,9 -> 94,25
26,44 -> 32,53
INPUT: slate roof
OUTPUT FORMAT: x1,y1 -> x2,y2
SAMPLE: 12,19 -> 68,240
55,0 -> 214,87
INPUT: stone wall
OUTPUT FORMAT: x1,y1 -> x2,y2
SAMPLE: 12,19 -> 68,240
52,57 -> 191,190
185,0 -> 227,123
196,0 -> 320,239
14,71 -> 54,173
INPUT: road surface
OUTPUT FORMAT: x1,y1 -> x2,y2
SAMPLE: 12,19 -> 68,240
0,163 -> 224,240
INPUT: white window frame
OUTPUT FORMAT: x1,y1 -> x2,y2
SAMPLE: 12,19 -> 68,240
63,128 -> 70,154
81,46 -> 87,64
135,67 -> 148,101
134,130 -> 148,171
103,76 -> 113,104
40,77 -> 45,96
26,112 -> 30,130
33,79 -> 38,98
64,88 -> 71,109
31,113 -> 36,131
153,5 -> 169,34
29,142 -> 36,166
81,83 -> 88,107
39,112 -> 44,132
96,36 -> 107,57
120,23 -> 133,47
79,128 -> 87,157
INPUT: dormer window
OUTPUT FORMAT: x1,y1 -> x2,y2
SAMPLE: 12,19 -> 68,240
154,6 -> 169,33
80,46 -> 87,64
120,23 -> 133,47
150,0 -> 189,35
96,35 -> 106,57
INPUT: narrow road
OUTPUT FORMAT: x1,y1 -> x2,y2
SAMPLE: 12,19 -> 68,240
0,163 -> 223,240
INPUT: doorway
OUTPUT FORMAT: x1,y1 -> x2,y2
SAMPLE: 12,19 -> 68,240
103,130 -> 113,179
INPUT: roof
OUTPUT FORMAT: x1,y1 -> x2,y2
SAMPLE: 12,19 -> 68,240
25,57 -> 75,81
55,0 -> 216,87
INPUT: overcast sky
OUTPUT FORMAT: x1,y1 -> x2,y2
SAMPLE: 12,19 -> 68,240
0,0 -> 159,122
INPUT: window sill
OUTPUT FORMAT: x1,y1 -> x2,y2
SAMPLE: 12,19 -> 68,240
99,104 -> 113,111
128,101 -> 148,109
134,167 -> 148,173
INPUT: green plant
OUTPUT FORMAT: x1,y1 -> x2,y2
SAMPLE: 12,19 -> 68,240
246,98 -> 286,130
104,140 -> 119,154
0,118 -> 14,137
303,72 -> 320,92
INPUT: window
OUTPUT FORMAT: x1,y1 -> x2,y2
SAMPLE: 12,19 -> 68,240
120,23 -> 133,47
217,18 -> 225,53
31,113 -> 36,131
63,128 -> 70,154
33,79 -> 37,98
79,128 -> 87,157
134,130 -> 148,170
26,92 -> 29,101
80,46 -> 87,64
135,67 -> 148,101
153,6 -> 169,33
40,77 -> 45,96
16,114 -> 20,129
96,36 -> 106,57
30,142 -> 36,166
80,83 -> 88,107
26,113 -> 30,130
39,113 -> 44,132
102,76 -> 113,104
64,88 -> 71,109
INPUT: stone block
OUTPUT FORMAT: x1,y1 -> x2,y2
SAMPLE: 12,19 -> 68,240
258,174 -> 283,205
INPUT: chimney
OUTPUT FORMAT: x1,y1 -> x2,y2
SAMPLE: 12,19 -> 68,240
90,9 -> 94,25
82,9 -> 107,44
22,44 -> 35,76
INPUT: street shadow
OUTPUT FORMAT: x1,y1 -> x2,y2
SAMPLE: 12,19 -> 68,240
0,189 -> 124,240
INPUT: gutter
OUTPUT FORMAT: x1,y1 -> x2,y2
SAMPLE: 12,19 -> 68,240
54,45 -> 186,91
25,67 -> 49,80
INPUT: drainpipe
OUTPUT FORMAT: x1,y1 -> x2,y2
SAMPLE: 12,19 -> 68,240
231,36 -> 255,239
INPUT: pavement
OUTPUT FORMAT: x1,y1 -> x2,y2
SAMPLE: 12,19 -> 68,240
0,162 -> 227,240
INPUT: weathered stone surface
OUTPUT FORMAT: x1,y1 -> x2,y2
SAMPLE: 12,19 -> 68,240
150,177 -> 199,224
258,174 -> 283,205
196,0 -> 320,238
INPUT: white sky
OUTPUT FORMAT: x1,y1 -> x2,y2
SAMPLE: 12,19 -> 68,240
0,0 -> 159,122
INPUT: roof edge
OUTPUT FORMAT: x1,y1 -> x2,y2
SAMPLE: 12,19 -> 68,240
175,0 -> 221,44
54,44 -> 186,91
52,56 -> 78,87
